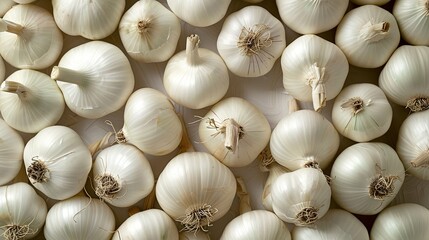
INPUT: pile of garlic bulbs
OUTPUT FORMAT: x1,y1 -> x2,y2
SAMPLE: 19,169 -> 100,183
1,0 -> 429,239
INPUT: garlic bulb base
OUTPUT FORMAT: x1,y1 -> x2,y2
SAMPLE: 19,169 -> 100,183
0,18 -> 22,34
2,224 -> 32,240
237,24 -> 272,56
341,97 -> 366,114
26,158 -> 49,183
369,173 -> 400,200
94,174 -> 121,200
179,204 -> 218,232
406,97 -> 429,112
296,207 -> 319,226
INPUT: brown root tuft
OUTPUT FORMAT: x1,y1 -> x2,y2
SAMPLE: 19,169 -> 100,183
94,174 -> 121,200
406,97 -> 429,112
237,24 -> 272,56
369,174 -> 399,200
26,157 -> 49,183
296,207 -> 319,225
1,224 -> 35,240
177,204 -> 218,233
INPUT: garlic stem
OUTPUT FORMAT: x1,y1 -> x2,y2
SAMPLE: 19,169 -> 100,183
411,150 -> 429,168
186,34 -> 200,66
1,81 -> 29,98
222,119 -> 242,153
51,66 -> 91,85
306,63 -> 326,112
236,177 -> 251,215
360,21 -> 390,43
0,19 -> 23,35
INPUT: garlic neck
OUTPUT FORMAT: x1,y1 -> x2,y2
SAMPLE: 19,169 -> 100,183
406,97 -> 429,112
1,81 -> 29,99
51,66 -> 91,86
237,24 -> 272,56
411,150 -> 429,168
219,118 -> 243,153
0,19 -> 23,35
186,34 -> 201,66
360,21 -> 390,43
341,97 -> 371,115
305,63 -> 326,112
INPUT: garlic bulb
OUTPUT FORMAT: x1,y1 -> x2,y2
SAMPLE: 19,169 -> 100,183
0,118 -> 24,185
180,231 -> 210,240
351,0 -> 391,5
335,5 -> 400,68
23,126 -> 92,200
44,196 -> 115,240
51,41 -> 134,119
262,162 -> 290,211
52,0 -> 125,40
0,182 -> 47,239
119,88 -> 182,156
217,6 -> 286,77
156,152 -> 236,232
330,142 -> 405,215
0,1 -> 14,17
396,110 -> 429,180
276,0 -> 348,34
0,69 -> 65,133
272,168 -> 331,226
167,0 -> 231,27
371,203 -> 429,240
390,175 -> 429,209
92,144 -> 155,207
332,83 -> 393,142
292,209 -> 369,240
281,34 -> 349,111
379,45 -> 429,112
220,210 -> 291,240
112,209 -> 179,240
0,4 -> 63,69
164,34 -> 229,109
393,0 -> 429,46
119,0 -> 181,63
270,110 -> 340,171
198,97 -> 271,167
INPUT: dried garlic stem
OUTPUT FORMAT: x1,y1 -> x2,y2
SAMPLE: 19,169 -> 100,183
411,150 -> 429,168
186,34 -> 200,66
306,63 -> 326,112
406,97 -> 429,112
0,19 -> 23,35
0,81 -> 29,98
51,66 -> 92,85
178,204 -> 218,233
360,21 -> 390,42
220,119 -> 243,153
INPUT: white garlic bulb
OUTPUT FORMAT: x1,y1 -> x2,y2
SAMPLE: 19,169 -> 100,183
167,0 -> 231,27
393,0 -> 429,46
262,162 -> 290,211
351,0 -> 391,5
0,69 -> 65,133
0,4 -> 63,69
52,0 -> 125,40
164,34 -> 229,109
119,0 -> 181,63
217,6 -> 286,77
390,175 -> 429,209
332,83 -> 393,142
51,41 -> 134,119
281,34 -> 349,111
0,118 -> 24,186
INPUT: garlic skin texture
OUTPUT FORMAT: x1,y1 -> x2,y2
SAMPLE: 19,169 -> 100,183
52,41 -> 134,119
281,34 -> 349,111
52,0 -> 125,40
23,126 -> 92,200
332,83 -> 393,142
180,231 -> 210,240
112,209 -> 179,240
92,144 -> 155,207
217,6 -> 286,77
119,0 -> 181,63
0,183 -> 47,239
271,168 -> 331,226
276,0 -> 348,34
198,97 -> 271,167
220,210 -> 291,240
156,152 -> 236,232
351,0 -> 391,5
262,163 -> 290,211
330,142 -> 405,215
0,118 -> 24,185
164,34 -> 229,109
270,110 -> 340,171
371,203 -> 429,240
292,209 -> 369,240
0,1 -> 15,17
167,0 -> 231,27
391,175 -> 429,209
379,45 -> 429,112
121,88 -> 182,156
44,196 -> 115,240
0,69 -> 65,133
0,4 -> 63,69
396,110 -> 429,180
393,0 -> 429,46
335,5 -> 400,68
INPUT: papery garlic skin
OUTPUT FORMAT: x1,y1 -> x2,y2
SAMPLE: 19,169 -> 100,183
119,0 -> 181,63
393,0 -> 429,46
292,209 -> 369,240
379,45 -> 429,111
217,6 -> 286,77
164,34 -> 229,109
330,142 -> 405,215
92,144 -> 155,207
220,210 -> 291,240
276,0 -> 348,34
156,152 -> 236,232
371,203 -> 429,240
198,97 -> 271,167
281,34 -> 349,111
0,4 -> 63,69
271,168 -> 331,226
270,110 -> 340,171
121,88 -> 182,156
112,209 -> 179,240
53,41 -> 134,119
167,0 -> 231,27
335,5 -> 400,68
44,196 -> 115,240
23,126 -> 92,200
0,118 -> 24,186
0,1 -> 15,17
397,110 -> 429,180
52,0 -> 125,40
0,182 -> 47,239
332,83 -> 392,142
0,69 -> 65,133
351,0 -> 391,5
